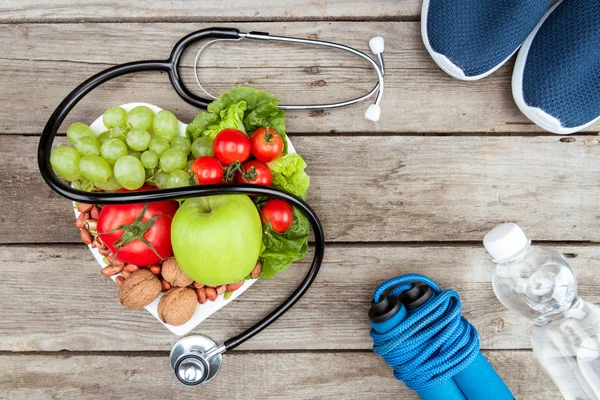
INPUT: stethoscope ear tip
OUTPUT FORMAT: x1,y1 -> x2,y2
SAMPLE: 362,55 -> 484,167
369,36 -> 385,55
365,104 -> 381,122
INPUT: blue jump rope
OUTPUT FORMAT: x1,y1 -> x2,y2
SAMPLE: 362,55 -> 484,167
369,274 -> 514,400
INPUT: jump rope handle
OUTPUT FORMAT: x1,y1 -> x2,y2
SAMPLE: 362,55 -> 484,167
369,275 -> 514,400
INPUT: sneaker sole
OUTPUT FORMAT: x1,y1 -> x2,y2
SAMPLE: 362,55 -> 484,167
421,0 -> 519,81
512,0 -> 600,134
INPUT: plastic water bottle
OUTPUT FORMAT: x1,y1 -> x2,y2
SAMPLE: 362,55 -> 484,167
484,223 -> 600,400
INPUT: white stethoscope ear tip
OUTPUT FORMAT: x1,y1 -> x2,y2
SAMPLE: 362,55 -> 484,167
369,36 -> 385,55
365,104 -> 381,122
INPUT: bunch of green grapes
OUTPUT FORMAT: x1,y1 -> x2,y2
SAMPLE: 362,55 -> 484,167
50,105 -> 213,191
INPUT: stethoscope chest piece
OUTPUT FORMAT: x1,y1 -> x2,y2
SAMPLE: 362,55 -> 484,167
170,335 -> 223,386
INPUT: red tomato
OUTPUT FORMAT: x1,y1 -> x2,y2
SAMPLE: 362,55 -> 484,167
235,160 -> 273,186
97,199 -> 178,266
261,199 -> 294,233
250,127 -> 284,163
213,129 -> 251,166
191,156 -> 224,185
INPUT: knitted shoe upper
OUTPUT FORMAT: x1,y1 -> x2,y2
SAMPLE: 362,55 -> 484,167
522,0 -> 600,128
426,0 -> 552,77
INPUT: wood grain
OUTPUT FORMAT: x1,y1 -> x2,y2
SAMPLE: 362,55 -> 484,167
2,21 -> 589,136
0,0 -> 417,22
0,351 -> 560,399
3,135 -> 599,244
1,244 -> 598,352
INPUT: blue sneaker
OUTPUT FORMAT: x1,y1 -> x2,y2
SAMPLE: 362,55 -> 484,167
513,0 -> 600,134
422,0 -> 552,80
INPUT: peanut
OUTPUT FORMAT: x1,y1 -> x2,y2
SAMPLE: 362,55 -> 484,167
124,264 -> 139,273
80,228 -> 93,245
251,262 -> 262,279
90,206 -> 100,219
193,282 -> 204,289
216,285 -> 227,295
115,276 -> 125,286
84,219 -> 97,232
205,287 -> 218,301
196,288 -> 207,304
77,203 -> 94,213
227,281 -> 244,292
161,278 -> 172,291
75,212 -> 90,228
149,265 -> 161,275
101,264 -> 123,276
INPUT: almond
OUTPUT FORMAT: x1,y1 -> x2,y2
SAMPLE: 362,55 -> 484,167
124,264 -> 139,273
90,206 -> 100,219
216,285 -> 227,295
76,212 -> 90,228
80,228 -> 93,245
122,269 -> 131,279
115,276 -> 125,286
157,287 -> 197,326
84,219 -> 97,232
251,262 -> 262,279
193,282 -> 204,289
77,203 -> 94,213
118,269 -> 162,309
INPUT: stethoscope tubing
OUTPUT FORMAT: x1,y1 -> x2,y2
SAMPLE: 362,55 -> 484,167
38,27 -> 325,354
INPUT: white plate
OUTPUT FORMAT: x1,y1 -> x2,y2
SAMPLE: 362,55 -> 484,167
74,102 -> 295,335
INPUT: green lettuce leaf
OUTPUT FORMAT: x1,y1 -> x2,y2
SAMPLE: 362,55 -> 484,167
259,207 -> 309,279
185,87 -> 287,151
267,153 -> 310,199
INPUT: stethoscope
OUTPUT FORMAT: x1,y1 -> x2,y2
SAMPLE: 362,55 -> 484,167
37,27 -> 385,386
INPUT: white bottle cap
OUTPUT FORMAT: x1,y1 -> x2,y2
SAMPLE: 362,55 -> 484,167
369,36 -> 385,55
483,223 -> 531,262
365,104 -> 381,122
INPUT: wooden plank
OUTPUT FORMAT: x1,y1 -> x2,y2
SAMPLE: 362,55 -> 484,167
1,21 -> 585,135
0,0 -> 417,22
3,135 -> 600,244
0,351 -> 560,399
1,244 -> 598,352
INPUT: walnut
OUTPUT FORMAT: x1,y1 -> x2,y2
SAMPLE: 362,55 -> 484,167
161,257 -> 194,288
118,269 -> 162,309
157,287 -> 197,326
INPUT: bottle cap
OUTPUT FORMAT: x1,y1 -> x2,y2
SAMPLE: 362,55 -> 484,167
399,284 -> 433,310
368,295 -> 400,322
484,223 -> 531,262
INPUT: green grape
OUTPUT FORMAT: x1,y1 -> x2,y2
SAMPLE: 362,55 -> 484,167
191,136 -> 213,158
50,146 -> 82,181
129,151 -> 142,159
97,130 -> 111,144
149,137 -> 170,156
114,155 -> 145,190
127,106 -> 154,131
126,128 -> 151,151
141,150 -> 158,169
100,138 -> 128,165
159,148 -> 187,173
73,136 -> 101,156
73,178 -> 92,191
94,176 -> 122,191
109,126 -> 129,141
153,110 -> 179,142
79,154 -> 112,183
145,167 -> 157,181
166,170 -> 191,188
103,106 -> 127,128
67,122 -> 96,145
185,159 -> 194,175
154,171 -> 169,189
171,136 -> 191,155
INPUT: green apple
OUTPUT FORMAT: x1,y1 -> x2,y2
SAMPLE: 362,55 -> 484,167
171,194 -> 262,286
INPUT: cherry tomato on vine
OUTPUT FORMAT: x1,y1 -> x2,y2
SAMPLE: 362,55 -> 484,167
235,160 -> 273,186
260,199 -> 294,233
191,156 -> 225,185
213,129 -> 251,166
250,127 -> 284,163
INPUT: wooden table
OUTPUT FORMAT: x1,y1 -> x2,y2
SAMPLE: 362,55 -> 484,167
1,1 -> 598,398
